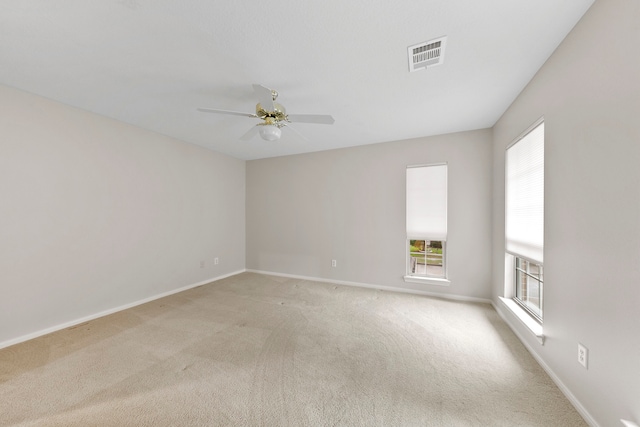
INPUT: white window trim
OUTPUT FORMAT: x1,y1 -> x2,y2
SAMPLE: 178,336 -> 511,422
499,297 -> 544,344
513,257 -> 544,322
403,275 -> 450,286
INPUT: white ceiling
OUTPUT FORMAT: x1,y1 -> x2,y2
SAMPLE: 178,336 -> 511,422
1,1 -> 594,160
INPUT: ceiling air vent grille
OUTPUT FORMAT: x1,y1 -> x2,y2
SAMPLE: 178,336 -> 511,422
408,36 -> 447,72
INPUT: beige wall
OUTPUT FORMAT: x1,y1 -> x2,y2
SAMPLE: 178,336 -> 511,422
247,129 -> 493,300
0,85 -> 246,346
491,0 -> 640,425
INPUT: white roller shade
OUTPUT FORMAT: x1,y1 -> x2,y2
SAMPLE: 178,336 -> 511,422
506,121 -> 544,263
406,164 -> 447,241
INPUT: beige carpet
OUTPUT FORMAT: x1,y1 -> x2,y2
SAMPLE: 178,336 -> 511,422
0,273 -> 586,426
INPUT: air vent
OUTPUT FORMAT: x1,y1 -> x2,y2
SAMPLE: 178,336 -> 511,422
408,36 -> 447,72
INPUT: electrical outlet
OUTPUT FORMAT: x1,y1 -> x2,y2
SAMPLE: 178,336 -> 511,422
578,343 -> 588,369
200,260 -> 205,268
331,259 -> 337,268
214,257 -> 219,265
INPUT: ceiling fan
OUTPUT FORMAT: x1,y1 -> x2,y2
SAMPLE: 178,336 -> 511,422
197,84 -> 335,141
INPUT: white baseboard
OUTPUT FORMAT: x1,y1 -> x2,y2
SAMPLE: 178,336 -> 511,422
0,269 -> 244,351
491,301 -> 600,427
246,269 -> 492,304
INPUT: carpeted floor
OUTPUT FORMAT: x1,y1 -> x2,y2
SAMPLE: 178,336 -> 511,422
0,272 -> 587,426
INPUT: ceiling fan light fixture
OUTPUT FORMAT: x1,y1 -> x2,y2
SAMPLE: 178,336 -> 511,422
259,125 -> 281,141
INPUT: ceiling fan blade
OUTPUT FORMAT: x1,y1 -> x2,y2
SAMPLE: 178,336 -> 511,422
253,84 -> 275,111
197,108 -> 257,118
287,114 -> 335,125
239,125 -> 260,141
282,123 -> 309,142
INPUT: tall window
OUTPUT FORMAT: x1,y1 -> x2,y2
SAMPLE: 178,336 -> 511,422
506,120 -> 544,320
406,164 -> 447,279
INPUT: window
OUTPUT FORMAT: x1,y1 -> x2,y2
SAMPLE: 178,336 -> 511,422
409,239 -> 445,277
506,120 -> 544,320
406,164 -> 447,280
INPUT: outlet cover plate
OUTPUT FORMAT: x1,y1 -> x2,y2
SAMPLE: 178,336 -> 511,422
578,343 -> 588,369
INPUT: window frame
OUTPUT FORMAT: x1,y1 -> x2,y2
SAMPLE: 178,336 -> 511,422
513,256 -> 544,323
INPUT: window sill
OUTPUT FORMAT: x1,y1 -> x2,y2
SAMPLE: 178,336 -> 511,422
499,297 -> 545,344
403,276 -> 450,286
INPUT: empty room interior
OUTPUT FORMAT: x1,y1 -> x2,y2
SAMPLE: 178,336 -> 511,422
1,0 -> 638,426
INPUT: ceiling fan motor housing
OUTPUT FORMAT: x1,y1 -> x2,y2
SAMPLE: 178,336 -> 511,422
256,102 -> 287,123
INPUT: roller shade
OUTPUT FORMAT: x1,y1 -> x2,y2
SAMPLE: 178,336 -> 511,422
506,121 -> 544,263
406,164 -> 447,241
